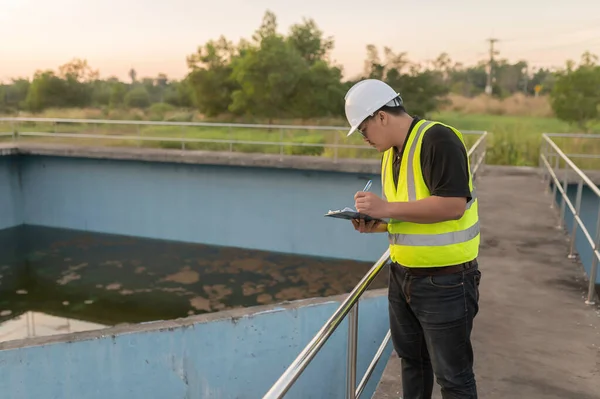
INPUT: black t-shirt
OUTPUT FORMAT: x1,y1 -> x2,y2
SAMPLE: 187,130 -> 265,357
389,116 -> 472,202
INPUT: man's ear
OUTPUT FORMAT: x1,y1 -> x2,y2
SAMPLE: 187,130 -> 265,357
378,110 -> 388,125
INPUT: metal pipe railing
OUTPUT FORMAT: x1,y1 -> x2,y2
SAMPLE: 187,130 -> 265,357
262,249 -> 391,399
16,131 -> 372,150
263,131 -> 488,398
0,117 -> 491,134
540,133 -> 600,305
0,117 -> 487,162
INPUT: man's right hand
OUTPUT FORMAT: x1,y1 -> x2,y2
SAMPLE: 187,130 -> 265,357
352,219 -> 387,233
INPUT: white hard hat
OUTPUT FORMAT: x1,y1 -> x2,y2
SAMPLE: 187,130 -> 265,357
344,79 -> 402,136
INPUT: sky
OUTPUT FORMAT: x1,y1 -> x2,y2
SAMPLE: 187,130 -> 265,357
1,0 -> 600,83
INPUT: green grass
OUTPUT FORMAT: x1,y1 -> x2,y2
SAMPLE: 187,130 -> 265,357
2,111 -> 600,169
432,112 -> 600,168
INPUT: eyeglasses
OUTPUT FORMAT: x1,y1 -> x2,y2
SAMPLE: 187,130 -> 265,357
357,118 -> 371,139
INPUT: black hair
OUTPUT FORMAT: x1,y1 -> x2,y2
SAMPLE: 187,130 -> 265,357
360,96 -> 407,127
378,104 -> 406,116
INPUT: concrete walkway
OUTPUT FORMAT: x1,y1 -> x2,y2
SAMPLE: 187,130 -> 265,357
373,166 -> 600,399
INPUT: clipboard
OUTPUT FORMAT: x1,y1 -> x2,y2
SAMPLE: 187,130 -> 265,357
324,207 -> 384,223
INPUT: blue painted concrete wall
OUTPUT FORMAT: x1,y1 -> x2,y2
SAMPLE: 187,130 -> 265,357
552,182 -> 600,284
15,155 -> 387,262
0,291 -> 392,399
0,156 -> 22,230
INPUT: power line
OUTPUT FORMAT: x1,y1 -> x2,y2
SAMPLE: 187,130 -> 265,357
518,37 -> 600,54
501,21 -> 600,44
498,37 -> 600,71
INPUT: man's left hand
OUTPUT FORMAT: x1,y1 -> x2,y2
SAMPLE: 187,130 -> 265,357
354,192 -> 389,219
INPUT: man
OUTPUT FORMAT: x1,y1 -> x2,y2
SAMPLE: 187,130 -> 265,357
344,79 -> 481,399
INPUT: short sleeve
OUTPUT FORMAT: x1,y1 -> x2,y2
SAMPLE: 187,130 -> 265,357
420,124 -> 472,201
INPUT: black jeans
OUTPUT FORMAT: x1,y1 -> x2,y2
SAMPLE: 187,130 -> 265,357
388,260 -> 481,399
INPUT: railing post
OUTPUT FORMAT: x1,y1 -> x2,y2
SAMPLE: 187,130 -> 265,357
180,126 -> 185,151
543,142 -> 551,194
558,166 -> 568,229
540,139 -> 547,184
551,154 -> 559,209
568,180 -> 584,259
346,303 -> 358,399
137,124 -> 141,147
11,120 -> 16,142
546,141 -> 558,195
279,128 -> 284,159
482,133 -> 486,171
333,131 -> 339,163
356,330 -> 392,398
482,132 -> 487,173
538,138 -> 543,174
585,203 -> 600,305
261,249 -> 390,399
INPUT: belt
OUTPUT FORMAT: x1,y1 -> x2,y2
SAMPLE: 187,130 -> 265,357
392,259 -> 478,276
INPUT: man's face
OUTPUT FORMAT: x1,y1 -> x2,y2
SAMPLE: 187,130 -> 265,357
357,112 -> 390,152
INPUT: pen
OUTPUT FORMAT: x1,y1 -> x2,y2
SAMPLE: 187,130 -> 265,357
362,179 -> 372,192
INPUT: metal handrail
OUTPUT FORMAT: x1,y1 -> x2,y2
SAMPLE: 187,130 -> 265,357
263,249 -> 391,399
16,132 -> 372,150
0,117 -> 489,134
0,117 -> 487,162
540,133 -> 600,305
545,132 -> 600,139
263,131 -> 488,399
0,117 -> 345,130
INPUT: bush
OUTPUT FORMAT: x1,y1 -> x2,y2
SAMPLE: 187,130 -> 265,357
147,103 -> 176,121
124,86 -> 151,109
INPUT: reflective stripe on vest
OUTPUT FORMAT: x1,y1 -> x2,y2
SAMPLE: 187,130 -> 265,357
405,121 -> 477,205
381,152 -> 390,201
385,120 -> 479,248
390,220 -> 480,246
380,120 -> 476,209
406,121 -> 434,201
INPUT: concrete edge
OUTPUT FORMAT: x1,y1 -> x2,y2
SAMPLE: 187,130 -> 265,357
0,287 -> 389,351
7,143 -> 383,175
0,143 -> 18,156
3,143 -> 600,183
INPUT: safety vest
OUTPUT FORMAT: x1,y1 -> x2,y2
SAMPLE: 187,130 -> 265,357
381,119 -> 480,267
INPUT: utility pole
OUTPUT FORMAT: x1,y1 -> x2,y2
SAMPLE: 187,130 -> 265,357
485,38 -> 499,95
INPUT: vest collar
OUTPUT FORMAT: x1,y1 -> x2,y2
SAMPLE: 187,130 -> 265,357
393,116 -> 422,158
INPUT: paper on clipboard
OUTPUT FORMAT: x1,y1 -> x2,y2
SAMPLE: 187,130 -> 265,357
324,207 -> 384,223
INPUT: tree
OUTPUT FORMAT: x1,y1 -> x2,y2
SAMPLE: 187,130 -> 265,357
109,81 -> 128,108
491,59 -> 529,97
387,66 -> 449,117
288,60 -> 346,118
287,17 -> 334,65
24,71 -> 69,111
360,45 -> 449,117
228,11 -> 306,120
58,58 -> 99,82
3,9 -> 591,124
186,36 -> 240,116
124,86 -> 151,108
0,78 -> 29,112
550,51 -> 600,131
